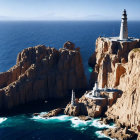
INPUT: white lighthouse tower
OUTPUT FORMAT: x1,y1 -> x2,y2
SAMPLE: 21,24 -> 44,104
71,90 -> 76,106
119,9 -> 128,40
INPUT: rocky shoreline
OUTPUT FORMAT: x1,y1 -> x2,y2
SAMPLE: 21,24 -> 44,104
1,37 -> 140,139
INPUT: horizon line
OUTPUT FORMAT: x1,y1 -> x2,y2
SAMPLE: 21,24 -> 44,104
0,19 -> 140,22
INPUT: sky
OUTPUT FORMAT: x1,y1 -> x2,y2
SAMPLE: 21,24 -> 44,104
0,0 -> 140,21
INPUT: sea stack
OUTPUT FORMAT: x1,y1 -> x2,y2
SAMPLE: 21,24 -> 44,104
120,9 -> 128,40
0,42 -> 87,111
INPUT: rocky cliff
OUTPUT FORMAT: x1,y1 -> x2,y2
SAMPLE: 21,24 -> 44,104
89,37 -> 140,136
106,49 -> 140,134
89,37 -> 140,88
0,42 -> 87,110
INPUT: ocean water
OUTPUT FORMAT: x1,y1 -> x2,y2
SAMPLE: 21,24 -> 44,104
0,21 -> 140,79
0,114 -> 115,140
0,21 -> 140,140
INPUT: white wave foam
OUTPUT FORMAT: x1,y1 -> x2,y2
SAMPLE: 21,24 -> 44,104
32,113 -> 115,139
0,117 -> 7,124
48,115 -> 72,121
70,117 -> 92,128
70,117 -> 95,131
90,119 -> 116,129
32,114 -> 72,123
95,131 -> 116,140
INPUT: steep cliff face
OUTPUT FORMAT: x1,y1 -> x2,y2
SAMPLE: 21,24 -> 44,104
89,37 -> 140,134
0,42 -> 87,110
89,37 -> 140,88
106,49 -> 140,133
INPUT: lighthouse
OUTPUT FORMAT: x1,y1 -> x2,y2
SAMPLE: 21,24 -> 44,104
119,9 -> 128,40
71,90 -> 76,106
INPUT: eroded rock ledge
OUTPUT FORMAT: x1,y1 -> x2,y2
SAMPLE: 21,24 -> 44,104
0,41 -> 87,110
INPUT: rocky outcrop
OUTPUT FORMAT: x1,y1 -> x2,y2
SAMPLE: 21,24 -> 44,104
33,108 -> 64,118
64,91 -> 120,117
0,42 -> 87,110
64,103 -> 80,116
34,108 -> 64,118
89,37 -> 140,137
103,127 -> 137,140
106,49 -> 140,134
78,115 -> 92,121
89,37 -> 140,88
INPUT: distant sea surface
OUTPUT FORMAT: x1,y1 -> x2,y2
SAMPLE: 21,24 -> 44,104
0,21 -> 140,140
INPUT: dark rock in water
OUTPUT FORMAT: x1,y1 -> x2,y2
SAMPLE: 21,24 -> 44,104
101,117 -> 114,125
0,43 -> 87,111
103,127 -> 138,140
34,108 -> 64,118
78,115 -> 92,121
33,113 -> 40,116
42,108 -> 64,118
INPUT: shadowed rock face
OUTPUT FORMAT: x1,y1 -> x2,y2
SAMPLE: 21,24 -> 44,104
0,42 -> 87,110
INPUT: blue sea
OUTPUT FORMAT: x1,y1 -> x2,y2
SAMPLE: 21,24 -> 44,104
0,21 -> 140,140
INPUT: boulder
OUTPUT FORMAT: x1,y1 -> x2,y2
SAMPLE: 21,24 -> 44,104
64,104 -> 80,116
40,108 -> 64,118
78,115 -> 92,121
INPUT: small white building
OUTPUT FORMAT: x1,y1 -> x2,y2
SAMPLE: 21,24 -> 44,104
92,82 -> 100,97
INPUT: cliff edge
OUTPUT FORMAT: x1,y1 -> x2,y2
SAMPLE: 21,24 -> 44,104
106,49 -> 140,134
89,37 -> 140,88
89,37 -> 140,138
0,42 -> 87,110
